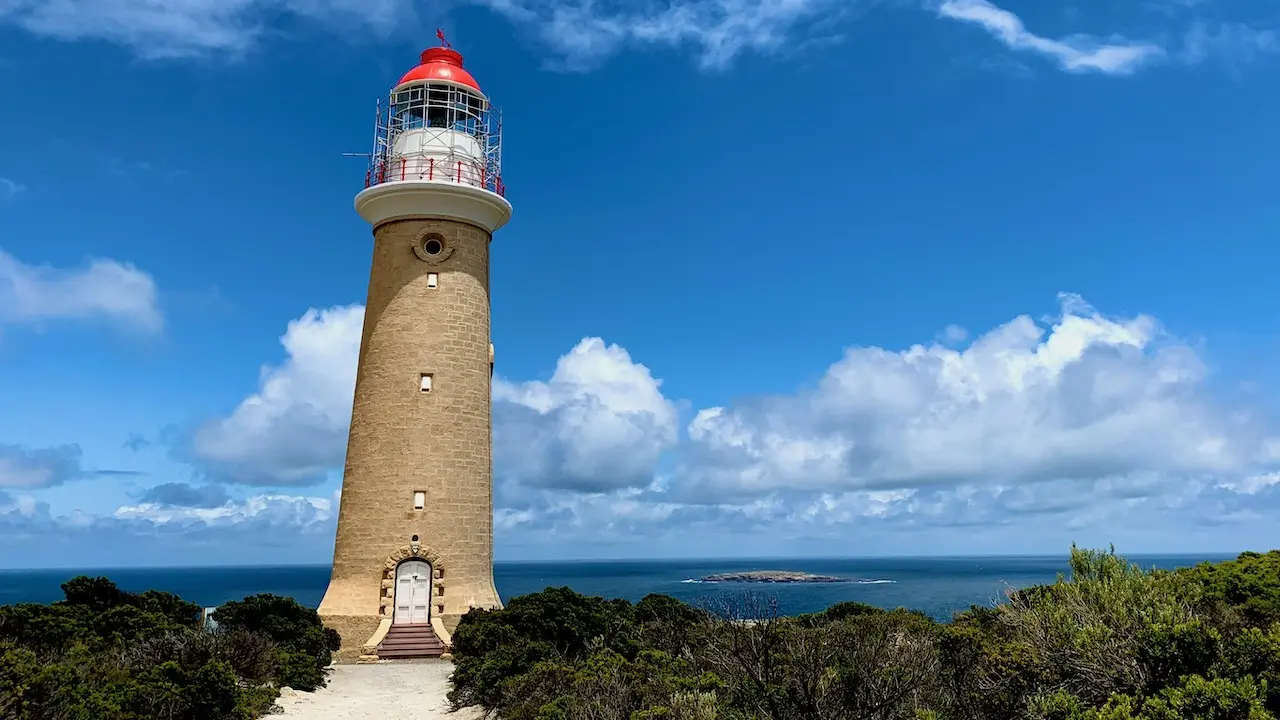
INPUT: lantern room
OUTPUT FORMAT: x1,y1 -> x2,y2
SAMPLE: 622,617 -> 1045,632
365,44 -> 505,197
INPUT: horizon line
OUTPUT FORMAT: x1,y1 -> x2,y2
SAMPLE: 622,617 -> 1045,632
0,549 -> 1246,574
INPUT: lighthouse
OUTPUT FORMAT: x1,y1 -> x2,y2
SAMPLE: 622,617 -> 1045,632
318,38 -> 509,660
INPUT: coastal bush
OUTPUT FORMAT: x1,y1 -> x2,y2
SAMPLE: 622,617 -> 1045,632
210,593 -> 341,690
448,586 -> 642,710
1179,551 -> 1280,629
449,545 -> 1280,720
0,577 -> 333,719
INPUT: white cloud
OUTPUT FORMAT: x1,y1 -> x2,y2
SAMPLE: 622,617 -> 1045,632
1,0 -> 267,59
938,0 -> 1164,75
114,492 -> 333,527
0,248 -> 163,333
0,488 -> 338,567
677,293 -> 1274,502
494,337 -> 679,492
479,0 -> 851,71
3,0 -> 1273,77
190,306 -> 677,491
185,294 -> 1280,555
0,0 -> 845,68
494,471 -> 1280,558
16,0 -> 1269,76
1216,471 -> 1280,496
191,304 -> 363,486
0,491 -> 41,517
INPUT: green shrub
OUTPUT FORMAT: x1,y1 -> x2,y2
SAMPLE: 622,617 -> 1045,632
0,643 -> 43,718
212,593 -> 340,691
449,587 -> 643,710
1180,552 -> 1280,629
277,648 -> 327,692
791,599 -> 887,628
447,547 -> 1280,720
1139,674 -> 1274,720
0,578 -> 334,719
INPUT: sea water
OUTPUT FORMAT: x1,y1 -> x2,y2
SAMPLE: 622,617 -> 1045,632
0,554 -> 1231,621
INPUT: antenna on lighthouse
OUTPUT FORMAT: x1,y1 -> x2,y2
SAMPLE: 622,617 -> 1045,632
340,96 -> 389,159
436,28 -> 452,49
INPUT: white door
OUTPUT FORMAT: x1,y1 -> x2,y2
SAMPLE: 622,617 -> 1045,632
394,560 -> 432,625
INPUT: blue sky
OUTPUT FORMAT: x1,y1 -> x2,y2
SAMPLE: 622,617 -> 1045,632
2,0 -> 1280,568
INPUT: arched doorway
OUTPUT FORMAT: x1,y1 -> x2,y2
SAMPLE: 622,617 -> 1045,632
393,559 -> 432,625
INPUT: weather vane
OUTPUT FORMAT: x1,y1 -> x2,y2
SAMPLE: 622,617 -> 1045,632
436,28 -> 452,49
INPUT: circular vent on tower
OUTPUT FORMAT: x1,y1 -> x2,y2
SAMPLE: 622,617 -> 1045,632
413,232 -> 454,264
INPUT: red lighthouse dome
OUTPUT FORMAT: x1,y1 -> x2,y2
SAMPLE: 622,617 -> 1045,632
396,47 -> 482,92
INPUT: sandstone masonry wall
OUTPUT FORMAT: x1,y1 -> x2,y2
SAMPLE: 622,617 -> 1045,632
318,217 -> 502,654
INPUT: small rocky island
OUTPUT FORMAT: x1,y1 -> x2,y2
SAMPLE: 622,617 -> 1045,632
699,570 -> 847,583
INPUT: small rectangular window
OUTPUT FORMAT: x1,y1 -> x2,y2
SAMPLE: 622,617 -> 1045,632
427,272 -> 438,289
413,491 -> 425,510
419,374 -> 433,392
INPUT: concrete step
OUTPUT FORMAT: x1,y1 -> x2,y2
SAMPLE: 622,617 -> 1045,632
379,639 -> 445,649
381,633 -> 440,641
378,646 -> 445,659
377,624 -> 446,660
381,631 -> 441,639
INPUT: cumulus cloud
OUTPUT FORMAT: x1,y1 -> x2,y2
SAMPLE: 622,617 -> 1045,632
493,293 -> 1280,553
180,293 -> 1280,555
0,248 -> 163,334
678,293 -> 1275,502
190,305 -> 363,486
494,338 -> 679,492
937,0 -> 1164,74
189,307 -> 678,494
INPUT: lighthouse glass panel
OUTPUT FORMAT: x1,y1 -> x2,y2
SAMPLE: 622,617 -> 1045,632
391,84 -> 485,137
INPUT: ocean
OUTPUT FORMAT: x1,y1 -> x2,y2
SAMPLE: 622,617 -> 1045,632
0,554 -> 1234,621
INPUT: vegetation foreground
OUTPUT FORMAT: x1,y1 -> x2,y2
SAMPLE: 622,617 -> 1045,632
448,547 -> 1280,720
1,547 -> 1278,719
0,578 -> 340,719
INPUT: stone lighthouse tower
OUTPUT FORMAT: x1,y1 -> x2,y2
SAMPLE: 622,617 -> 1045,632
318,38 -> 510,660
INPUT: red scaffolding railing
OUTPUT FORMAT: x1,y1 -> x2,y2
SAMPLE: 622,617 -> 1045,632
365,155 -> 505,198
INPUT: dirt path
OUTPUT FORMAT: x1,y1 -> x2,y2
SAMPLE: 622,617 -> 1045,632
272,661 -> 483,720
